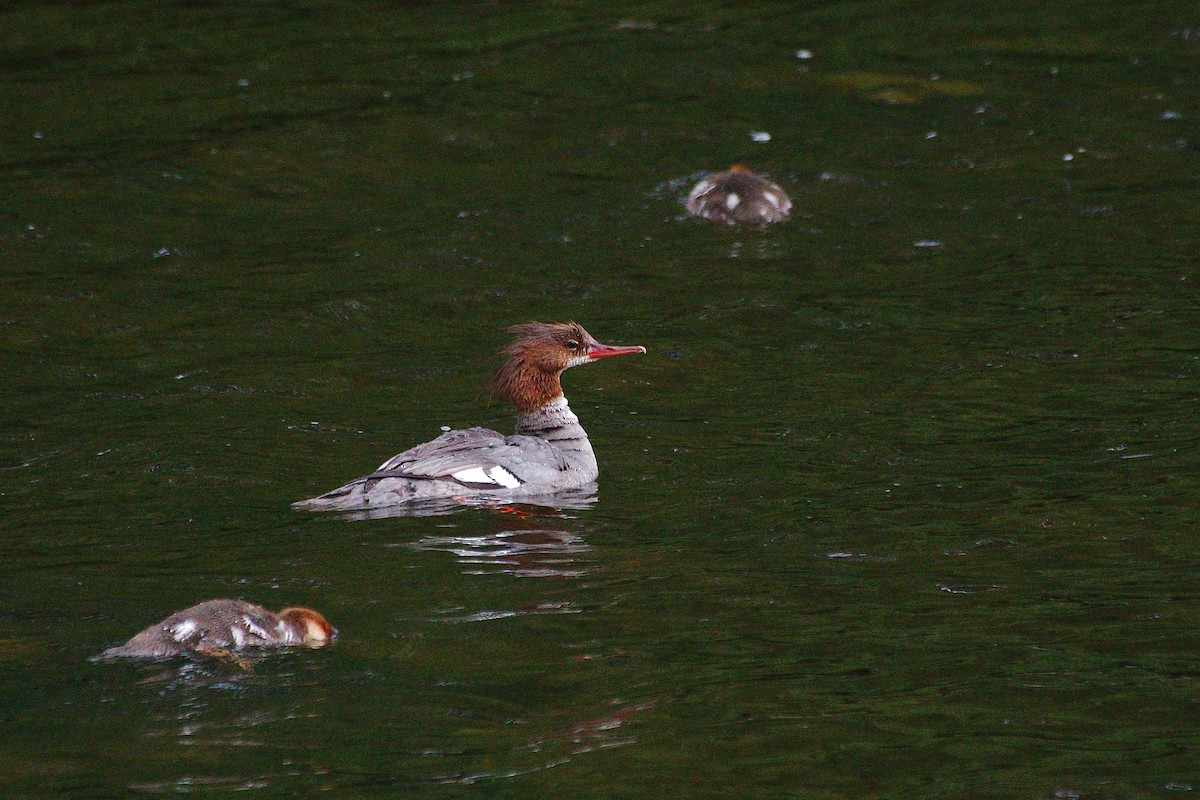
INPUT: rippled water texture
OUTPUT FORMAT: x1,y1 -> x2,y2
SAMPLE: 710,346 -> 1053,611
3,2 -> 1200,797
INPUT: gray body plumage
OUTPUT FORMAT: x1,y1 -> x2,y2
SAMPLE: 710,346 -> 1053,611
292,397 -> 598,512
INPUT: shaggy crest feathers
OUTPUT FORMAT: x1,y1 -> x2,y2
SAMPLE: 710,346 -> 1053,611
490,321 -> 591,413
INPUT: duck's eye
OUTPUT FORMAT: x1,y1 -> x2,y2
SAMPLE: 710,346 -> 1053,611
566,339 -> 581,350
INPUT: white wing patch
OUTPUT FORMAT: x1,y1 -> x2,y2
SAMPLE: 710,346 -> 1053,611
241,615 -> 272,640
230,625 -> 247,647
451,465 -> 522,488
487,465 -> 522,488
451,466 -> 493,484
170,619 -> 198,641
763,191 -> 780,208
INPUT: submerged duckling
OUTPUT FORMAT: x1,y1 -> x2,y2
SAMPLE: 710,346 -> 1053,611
96,599 -> 337,660
685,165 -> 792,225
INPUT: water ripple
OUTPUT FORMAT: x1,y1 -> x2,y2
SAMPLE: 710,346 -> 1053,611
406,529 -> 591,578
429,602 -> 581,624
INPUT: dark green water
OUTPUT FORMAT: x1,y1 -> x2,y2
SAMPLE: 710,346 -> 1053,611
3,1 -> 1200,797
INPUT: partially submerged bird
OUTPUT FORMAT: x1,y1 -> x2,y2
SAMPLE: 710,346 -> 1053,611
95,599 -> 337,660
293,322 -> 646,513
685,165 -> 792,225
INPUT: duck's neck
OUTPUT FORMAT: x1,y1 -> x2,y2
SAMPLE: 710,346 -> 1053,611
515,395 -> 583,438
493,358 -> 564,414
515,396 -> 598,481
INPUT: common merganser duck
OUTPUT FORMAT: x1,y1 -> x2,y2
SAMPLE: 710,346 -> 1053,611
293,321 -> 646,513
95,599 -> 336,660
685,165 -> 792,225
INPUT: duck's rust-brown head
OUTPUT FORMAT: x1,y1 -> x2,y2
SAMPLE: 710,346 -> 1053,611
490,322 -> 645,413
278,607 -> 338,647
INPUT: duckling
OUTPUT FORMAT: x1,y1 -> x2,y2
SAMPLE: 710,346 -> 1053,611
685,165 -> 791,225
96,599 -> 336,660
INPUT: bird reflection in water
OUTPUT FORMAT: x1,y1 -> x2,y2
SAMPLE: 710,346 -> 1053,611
331,486 -> 598,522
407,527 -> 590,579
388,484 -> 595,579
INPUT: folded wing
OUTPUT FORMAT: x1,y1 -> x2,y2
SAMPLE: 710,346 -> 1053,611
367,427 -> 572,489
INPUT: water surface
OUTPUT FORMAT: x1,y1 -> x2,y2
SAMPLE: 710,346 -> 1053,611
2,2 -> 1199,797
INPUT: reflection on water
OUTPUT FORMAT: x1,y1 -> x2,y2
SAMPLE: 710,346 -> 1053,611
825,550 -> 895,561
88,658 -> 339,795
428,602 -> 581,623
431,698 -> 652,786
327,487 -> 598,520
521,699 -> 652,758
407,528 -> 591,579
129,776 -> 271,794
935,582 -> 1007,595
